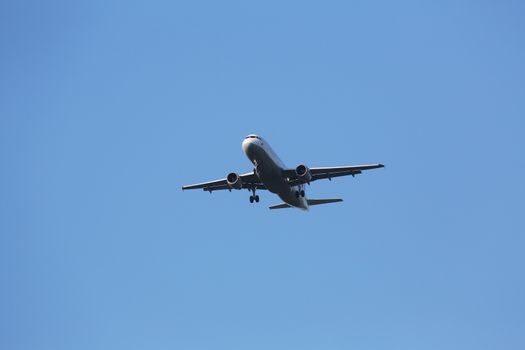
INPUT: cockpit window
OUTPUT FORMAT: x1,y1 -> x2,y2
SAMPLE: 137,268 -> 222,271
245,135 -> 260,140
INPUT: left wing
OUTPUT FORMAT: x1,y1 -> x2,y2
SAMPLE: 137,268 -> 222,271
286,164 -> 384,186
182,171 -> 265,192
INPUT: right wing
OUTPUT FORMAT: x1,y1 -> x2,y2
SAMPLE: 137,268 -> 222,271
309,164 -> 384,181
286,164 -> 384,186
182,171 -> 265,192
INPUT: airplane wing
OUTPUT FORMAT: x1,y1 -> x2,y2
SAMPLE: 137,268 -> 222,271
182,171 -> 266,192
287,164 -> 384,186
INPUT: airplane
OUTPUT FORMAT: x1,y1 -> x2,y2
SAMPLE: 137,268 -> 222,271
182,134 -> 384,210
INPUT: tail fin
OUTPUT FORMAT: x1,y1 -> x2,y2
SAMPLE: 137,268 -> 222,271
307,198 -> 343,206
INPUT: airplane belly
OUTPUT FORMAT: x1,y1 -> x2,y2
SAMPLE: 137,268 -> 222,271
250,145 -> 288,194
257,167 -> 287,193
278,187 -> 308,209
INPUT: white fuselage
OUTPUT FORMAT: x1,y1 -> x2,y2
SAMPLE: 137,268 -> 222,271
242,136 -> 308,209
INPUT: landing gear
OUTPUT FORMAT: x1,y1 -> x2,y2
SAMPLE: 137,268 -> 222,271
249,186 -> 260,203
295,190 -> 306,198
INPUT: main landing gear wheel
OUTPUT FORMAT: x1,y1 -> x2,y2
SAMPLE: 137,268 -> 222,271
249,186 -> 260,204
295,190 -> 306,198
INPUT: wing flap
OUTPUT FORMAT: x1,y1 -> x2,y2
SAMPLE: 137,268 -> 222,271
182,179 -> 227,190
284,164 -> 384,185
182,171 -> 263,191
289,170 -> 362,186
200,183 -> 267,192
310,164 -> 384,174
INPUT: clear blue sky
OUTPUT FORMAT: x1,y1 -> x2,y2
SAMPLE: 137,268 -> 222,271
1,1 -> 524,349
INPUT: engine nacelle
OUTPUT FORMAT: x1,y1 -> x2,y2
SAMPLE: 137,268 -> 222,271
295,164 -> 312,183
226,172 -> 243,189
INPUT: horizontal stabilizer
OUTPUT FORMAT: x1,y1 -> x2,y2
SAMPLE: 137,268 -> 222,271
269,198 -> 343,210
307,198 -> 343,206
269,203 -> 292,210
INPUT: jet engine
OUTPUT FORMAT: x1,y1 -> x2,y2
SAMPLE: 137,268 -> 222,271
295,164 -> 312,183
226,172 -> 243,189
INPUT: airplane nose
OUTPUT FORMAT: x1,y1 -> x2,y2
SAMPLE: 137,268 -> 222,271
242,138 -> 253,154
242,138 -> 258,158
